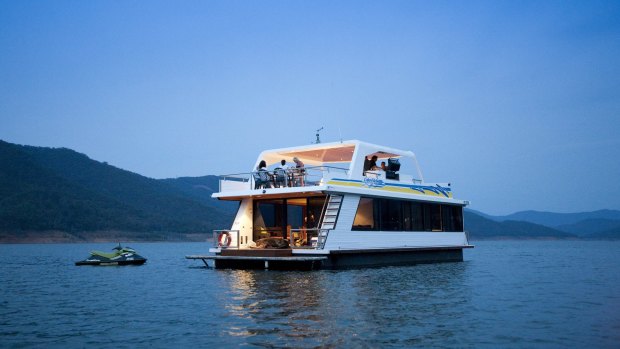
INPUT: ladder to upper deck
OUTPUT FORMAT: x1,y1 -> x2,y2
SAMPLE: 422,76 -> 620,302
316,194 -> 343,248
321,194 -> 343,230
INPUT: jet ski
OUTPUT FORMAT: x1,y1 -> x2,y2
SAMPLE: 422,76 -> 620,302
75,243 -> 147,266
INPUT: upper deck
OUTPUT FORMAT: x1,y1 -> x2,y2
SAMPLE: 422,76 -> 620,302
213,140 -> 468,205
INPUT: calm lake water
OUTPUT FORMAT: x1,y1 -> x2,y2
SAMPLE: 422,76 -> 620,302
1,241 -> 619,348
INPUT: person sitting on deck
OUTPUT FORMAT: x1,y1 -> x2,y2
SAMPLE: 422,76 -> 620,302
257,160 -> 268,171
279,159 -> 289,170
254,160 -> 272,189
273,160 -> 289,188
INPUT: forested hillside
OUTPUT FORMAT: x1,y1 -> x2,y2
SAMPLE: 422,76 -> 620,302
0,140 -> 234,242
463,211 -> 577,240
476,209 -> 620,239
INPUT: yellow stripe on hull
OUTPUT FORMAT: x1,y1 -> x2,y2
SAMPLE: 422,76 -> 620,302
326,179 -> 453,199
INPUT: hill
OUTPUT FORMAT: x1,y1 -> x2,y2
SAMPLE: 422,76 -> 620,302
486,209 -> 620,227
0,140 -> 234,242
480,209 -> 620,239
556,219 -> 620,237
464,210 -> 577,240
589,226 -> 620,240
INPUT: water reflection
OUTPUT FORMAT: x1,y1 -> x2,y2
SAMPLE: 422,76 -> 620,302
347,263 -> 470,347
216,263 -> 470,347
220,270 -> 328,346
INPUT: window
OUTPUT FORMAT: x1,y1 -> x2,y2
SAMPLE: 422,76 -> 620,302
307,197 -> 325,229
402,201 -> 412,231
352,197 -> 375,230
351,197 -> 463,232
411,202 -> 424,231
254,199 -> 285,238
380,199 -> 402,231
442,205 -> 464,232
253,196 -> 327,240
428,204 -> 442,231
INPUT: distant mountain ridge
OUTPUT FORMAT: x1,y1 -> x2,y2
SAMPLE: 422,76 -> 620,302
484,209 -> 620,227
1,139 -> 618,242
463,211 -> 578,240
475,209 -> 620,239
556,219 -> 620,236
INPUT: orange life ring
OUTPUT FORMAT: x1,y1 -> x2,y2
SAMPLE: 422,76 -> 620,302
218,232 -> 231,247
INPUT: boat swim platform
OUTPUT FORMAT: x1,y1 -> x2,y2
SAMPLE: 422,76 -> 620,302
186,246 -> 471,270
186,254 -> 328,270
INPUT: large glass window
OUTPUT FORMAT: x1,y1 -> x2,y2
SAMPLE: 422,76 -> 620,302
411,202 -> 424,231
352,197 -> 375,230
307,197 -> 324,229
351,197 -> 463,232
429,204 -> 442,231
442,205 -> 464,232
402,201 -> 412,231
286,198 -> 306,230
380,199 -> 402,231
254,199 -> 285,238
253,196 -> 327,241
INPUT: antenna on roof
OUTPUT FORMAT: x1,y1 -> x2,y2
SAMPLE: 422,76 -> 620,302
315,126 -> 324,144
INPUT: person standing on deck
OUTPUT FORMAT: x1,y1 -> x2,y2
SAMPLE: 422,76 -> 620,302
369,155 -> 379,170
363,156 -> 371,175
293,157 -> 305,186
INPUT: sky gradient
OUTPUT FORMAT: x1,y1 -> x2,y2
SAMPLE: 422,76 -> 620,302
1,1 -> 619,215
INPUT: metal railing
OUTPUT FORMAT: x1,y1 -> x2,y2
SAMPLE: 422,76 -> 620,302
364,170 -> 422,184
289,228 -> 329,249
218,166 -> 349,192
211,227 -> 330,250
304,166 -> 349,186
218,174 -> 251,192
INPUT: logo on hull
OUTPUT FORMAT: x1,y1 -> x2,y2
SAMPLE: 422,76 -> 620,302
363,177 -> 385,188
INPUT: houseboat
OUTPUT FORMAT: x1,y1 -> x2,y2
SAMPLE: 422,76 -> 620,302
186,140 -> 472,270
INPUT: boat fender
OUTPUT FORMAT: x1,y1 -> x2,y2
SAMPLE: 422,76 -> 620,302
218,232 -> 231,247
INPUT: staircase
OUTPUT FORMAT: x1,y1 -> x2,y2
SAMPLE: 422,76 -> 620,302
316,194 -> 343,248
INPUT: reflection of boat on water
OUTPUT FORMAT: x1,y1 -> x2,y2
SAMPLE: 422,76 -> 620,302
75,243 -> 147,266
186,140 -> 473,270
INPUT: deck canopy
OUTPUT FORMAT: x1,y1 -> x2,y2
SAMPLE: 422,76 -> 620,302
255,140 -> 423,181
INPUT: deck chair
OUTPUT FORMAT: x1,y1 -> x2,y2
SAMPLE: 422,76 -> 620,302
273,168 -> 288,187
253,171 -> 272,189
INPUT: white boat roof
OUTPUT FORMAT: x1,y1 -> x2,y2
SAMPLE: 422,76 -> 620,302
213,140 -> 469,205
256,139 -> 423,181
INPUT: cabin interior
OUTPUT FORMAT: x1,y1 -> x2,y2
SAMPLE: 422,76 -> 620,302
252,194 -> 327,247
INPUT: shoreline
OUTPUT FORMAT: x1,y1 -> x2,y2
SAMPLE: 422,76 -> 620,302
0,231 -> 212,244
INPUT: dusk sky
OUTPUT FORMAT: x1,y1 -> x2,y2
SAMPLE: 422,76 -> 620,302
1,1 -> 619,215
